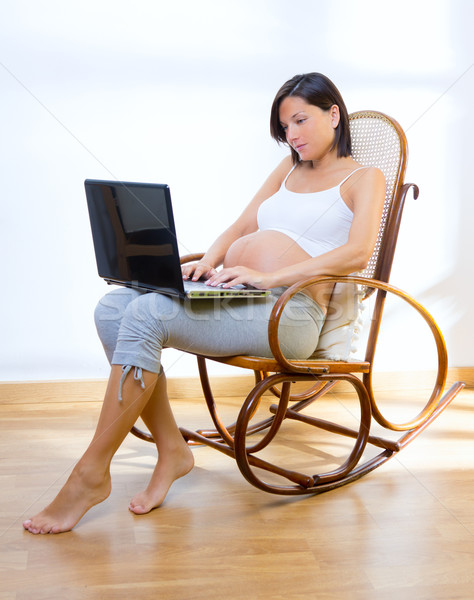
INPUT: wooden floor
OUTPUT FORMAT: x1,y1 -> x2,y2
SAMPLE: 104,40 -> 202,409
1,380 -> 474,600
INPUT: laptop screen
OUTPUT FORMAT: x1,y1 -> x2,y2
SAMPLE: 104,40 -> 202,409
85,180 -> 185,293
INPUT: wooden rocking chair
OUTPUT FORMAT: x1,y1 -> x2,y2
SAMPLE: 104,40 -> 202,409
132,111 -> 465,495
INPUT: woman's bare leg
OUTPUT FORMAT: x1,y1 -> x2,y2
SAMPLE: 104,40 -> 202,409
23,365 -> 159,535
128,371 -> 194,515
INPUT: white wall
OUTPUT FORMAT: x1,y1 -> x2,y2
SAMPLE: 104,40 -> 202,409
1,0 -> 473,381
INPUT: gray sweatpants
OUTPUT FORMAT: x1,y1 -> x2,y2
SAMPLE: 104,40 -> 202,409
94,287 -> 325,377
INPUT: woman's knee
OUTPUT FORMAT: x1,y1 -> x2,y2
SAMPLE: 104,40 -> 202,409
94,288 -> 143,355
112,293 -> 182,370
119,292 -> 179,339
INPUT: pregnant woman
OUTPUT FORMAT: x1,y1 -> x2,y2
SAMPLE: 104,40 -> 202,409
23,72 -> 385,534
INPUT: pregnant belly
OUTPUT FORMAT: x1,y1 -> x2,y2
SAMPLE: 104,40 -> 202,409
224,230 -> 333,311
223,230 -> 311,271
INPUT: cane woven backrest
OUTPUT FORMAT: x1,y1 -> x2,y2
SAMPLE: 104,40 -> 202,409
349,111 -> 407,282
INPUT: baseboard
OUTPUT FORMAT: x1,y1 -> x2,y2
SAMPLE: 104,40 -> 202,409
0,376 -> 256,405
0,367 -> 471,405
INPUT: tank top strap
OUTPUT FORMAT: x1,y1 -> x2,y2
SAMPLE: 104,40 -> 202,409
283,163 -> 298,185
338,166 -> 368,188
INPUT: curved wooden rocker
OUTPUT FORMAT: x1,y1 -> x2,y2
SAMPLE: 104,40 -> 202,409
131,111 -> 465,495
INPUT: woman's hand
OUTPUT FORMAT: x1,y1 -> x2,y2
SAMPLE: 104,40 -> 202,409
205,266 -> 275,290
182,261 -> 217,282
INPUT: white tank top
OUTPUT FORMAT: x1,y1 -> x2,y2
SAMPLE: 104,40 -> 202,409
257,166 -> 366,257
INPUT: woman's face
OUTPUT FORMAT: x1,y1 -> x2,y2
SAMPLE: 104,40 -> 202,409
278,96 -> 339,162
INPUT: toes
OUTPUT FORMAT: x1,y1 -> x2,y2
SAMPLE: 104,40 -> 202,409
129,503 -> 146,515
23,517 -> 53,535
23,520 -> 39,534
40,526 -> 52,534
50,525 -> 63,534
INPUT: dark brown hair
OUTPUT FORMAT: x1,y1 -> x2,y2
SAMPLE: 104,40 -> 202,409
270,73 -> 352,163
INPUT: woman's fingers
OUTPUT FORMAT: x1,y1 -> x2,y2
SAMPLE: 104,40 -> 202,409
182,262 -> 216,281
191,265 -> 270,289
207,266 -> 266,289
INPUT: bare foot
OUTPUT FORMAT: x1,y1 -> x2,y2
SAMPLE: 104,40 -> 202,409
129,444 -> 194,514
23,464 -> 111,534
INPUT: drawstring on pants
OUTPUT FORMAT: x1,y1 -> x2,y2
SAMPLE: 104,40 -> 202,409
118,365 -> 146,402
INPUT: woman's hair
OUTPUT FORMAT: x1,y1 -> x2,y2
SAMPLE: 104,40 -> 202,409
270,72 -> 352,163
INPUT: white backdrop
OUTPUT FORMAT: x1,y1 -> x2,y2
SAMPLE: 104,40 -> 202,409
1,0 -> 473,381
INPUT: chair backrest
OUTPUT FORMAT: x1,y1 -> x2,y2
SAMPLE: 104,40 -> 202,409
349,111 -> 408,284
312,112 -> 409,362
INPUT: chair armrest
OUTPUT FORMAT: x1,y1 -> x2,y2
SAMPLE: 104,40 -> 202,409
268,275 -> 448,388
180,252 -> 205,265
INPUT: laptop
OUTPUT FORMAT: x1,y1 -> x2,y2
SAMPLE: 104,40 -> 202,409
84,179 -> 270,299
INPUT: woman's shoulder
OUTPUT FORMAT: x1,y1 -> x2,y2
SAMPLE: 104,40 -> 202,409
350,159 -> 383,175
342,165 -> 386,210
273,155 -> 294,181
344,163 -> 385,188
357,165 -> 385,186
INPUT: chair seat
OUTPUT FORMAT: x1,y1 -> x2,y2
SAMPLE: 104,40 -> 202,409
197,353 -> 371,374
